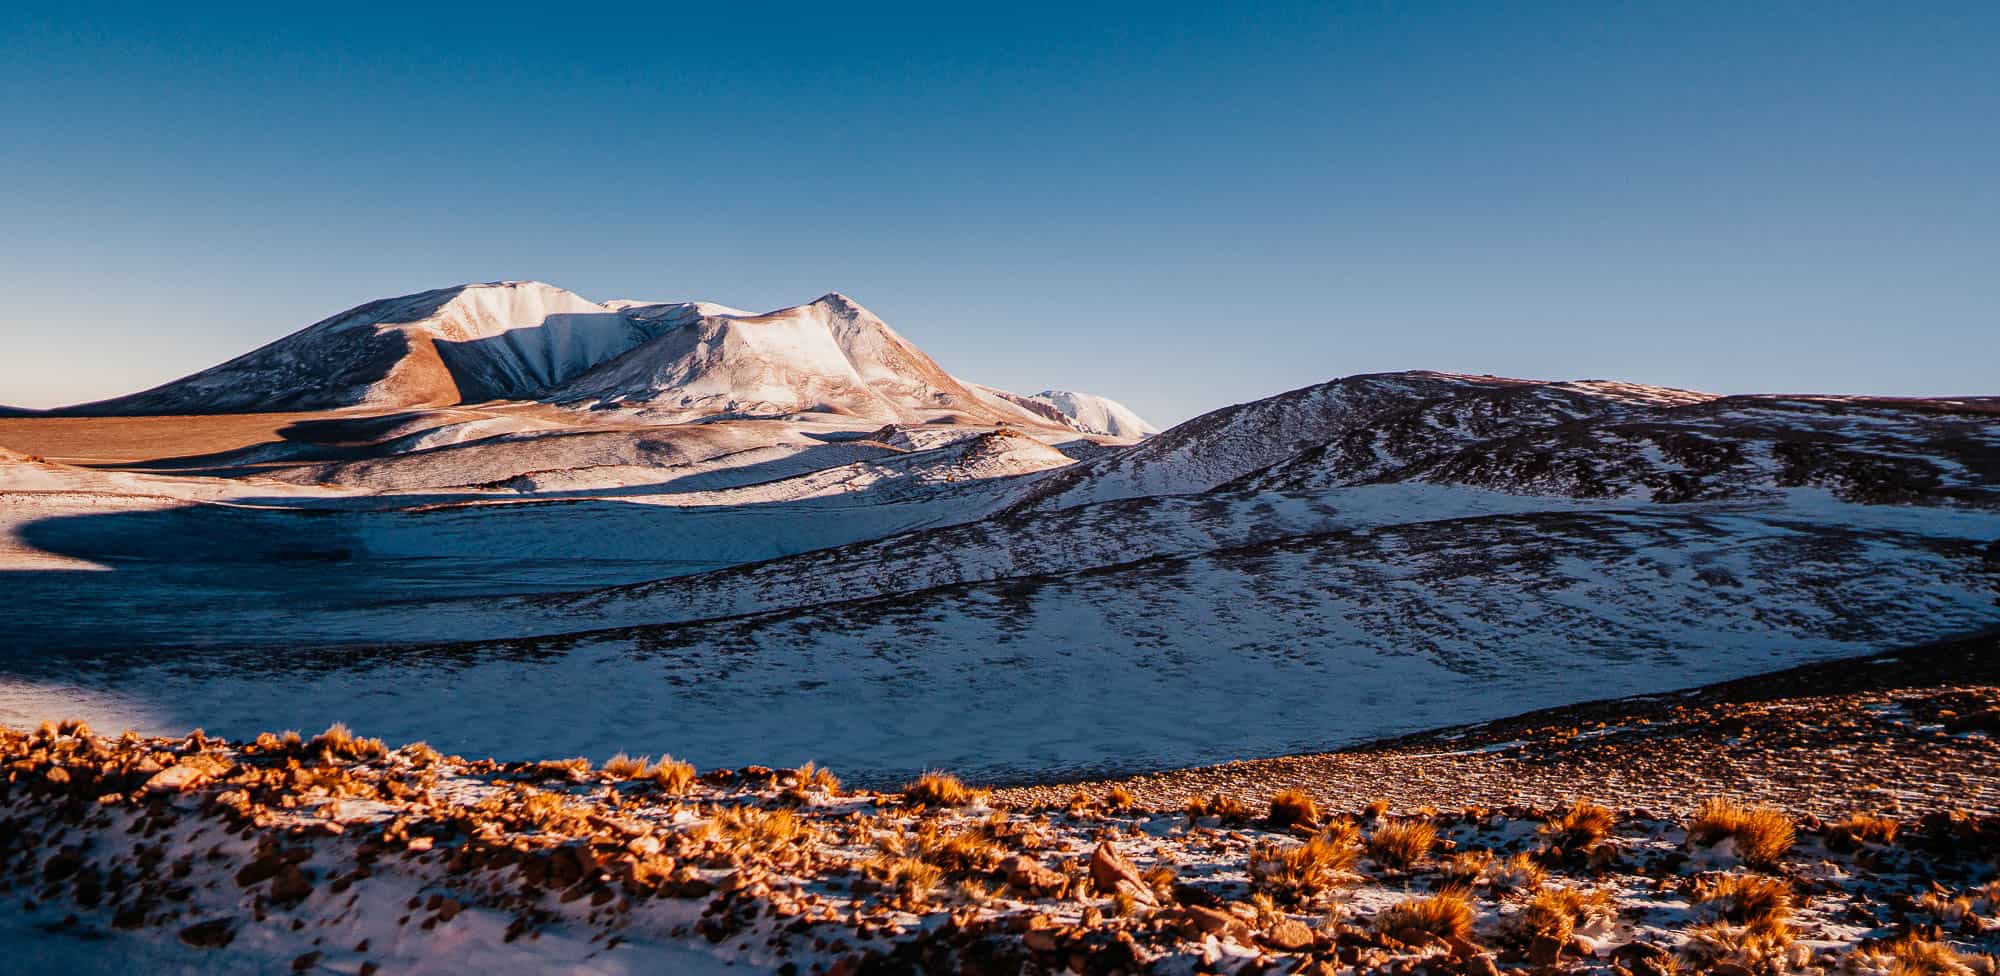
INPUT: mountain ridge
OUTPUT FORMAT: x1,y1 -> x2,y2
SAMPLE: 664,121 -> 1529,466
57,281 -> 1155,438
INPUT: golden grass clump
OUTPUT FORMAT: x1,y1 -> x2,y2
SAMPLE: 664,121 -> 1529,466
793,760 -> 840,793
308,722 -> 362,754
649,756 -> 696,794
1188,793 -> 1254,823
1106,784 -> 1136,811
1269,788 -> 1322,829
718,805 -> 809,849
1249,826 -> 1362,903
1363,798 -> 1392,821
252,730 -> 305,754
1685,918 -> 1796,974
1849,935 -> 1978,976
399,741 -> 443,766
1489,851 -> 1548,892
1541,799 -> 1617,849
601,752 -> 650,779
901,771 -> 986,808
887,822 -> 1004,874
863,855 -> 944,903
1367,818 -> 1438,869
1501,884 -> 1617,950
1915,892 -> 1975,926
1440,849 -> 1495,885
1373,887 -> 1475,942
1827,813 -> 1899,849
1688,798 -> 1795,868
1693,873 -> 1794,927
1683,873 -> 1797,974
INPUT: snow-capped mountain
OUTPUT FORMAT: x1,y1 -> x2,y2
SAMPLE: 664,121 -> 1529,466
64,282 -> 1150,436
75,282 -> 665,414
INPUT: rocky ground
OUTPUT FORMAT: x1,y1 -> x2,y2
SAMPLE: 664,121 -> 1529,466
4,633 -> 1999,974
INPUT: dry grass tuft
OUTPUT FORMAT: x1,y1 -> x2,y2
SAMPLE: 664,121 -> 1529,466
399,741 -> 443,766
1689,798 -> 1795,868
1828,813 -> 1899,848
1693,874 -> 1793,926
900,823 -> 1004,874
1682,873 -> 1796,973
1542,799 -> 1617,849
1506,884 -> 1617,948
1363,798 -> 1392,821
863,855 -> 944,904
1110,888 -> 1141,918
1188,793 -> 1254,823
1915,892 -> 1975,926
793,760 -> 840,793
901,771 -> 986,808
1850,935 -> 1977,976
1440,849 -> 1495,885
1489,851 -> 1548,892
649,757 -> 696,794
252,730 -> 305,754
601,752 -> 650,779
1368,818 -> 1438,869
1269,788 -> 1321,829
717,805 -> 809,850
1685,918 -> 1795,974
1250,826 -> 1362,903
1106,784 -> 1136,811
1373,887 -> 1475,941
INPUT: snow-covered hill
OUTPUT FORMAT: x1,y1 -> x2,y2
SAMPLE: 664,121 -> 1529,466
1026,390 -> 1156,438
73,282 -> 663,414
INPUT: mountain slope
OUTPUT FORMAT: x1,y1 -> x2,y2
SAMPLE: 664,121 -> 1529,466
1027,390 -> 1156,438
59,284 -> 1144,434
68,282 -> 662,415
1005,371 -> 1542,512
548,294 -> 1055,425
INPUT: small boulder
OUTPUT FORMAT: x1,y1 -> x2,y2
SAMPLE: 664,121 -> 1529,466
1088,843 -> 1155,905
269,864 -> 314,904
1000,854 -> 1066,897
1261,918 -> 1315,952
178,918 -> 235,949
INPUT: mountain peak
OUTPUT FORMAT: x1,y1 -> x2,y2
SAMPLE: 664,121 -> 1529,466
59,282 -> 1145,431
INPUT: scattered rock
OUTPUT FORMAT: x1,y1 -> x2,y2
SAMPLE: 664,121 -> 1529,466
178,918 -> 236,949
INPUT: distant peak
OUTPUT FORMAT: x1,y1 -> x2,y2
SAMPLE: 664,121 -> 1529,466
809,292 -> 868,314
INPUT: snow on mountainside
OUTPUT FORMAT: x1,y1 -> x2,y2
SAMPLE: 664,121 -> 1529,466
977,386 -> 1157,438
1006,371 -> 1543,512
59,283 -> 1145,434
1008,370 -> 2000,514
71,282 -> 664,414
549,293 -> 1048,425
1026,390 -> 1156,437
1238,387 -> 2000,506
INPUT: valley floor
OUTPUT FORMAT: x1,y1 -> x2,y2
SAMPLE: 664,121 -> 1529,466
4,632 -> 1998,975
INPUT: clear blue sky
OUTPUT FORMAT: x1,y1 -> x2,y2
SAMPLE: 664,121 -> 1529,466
3,2 -> 1995,424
